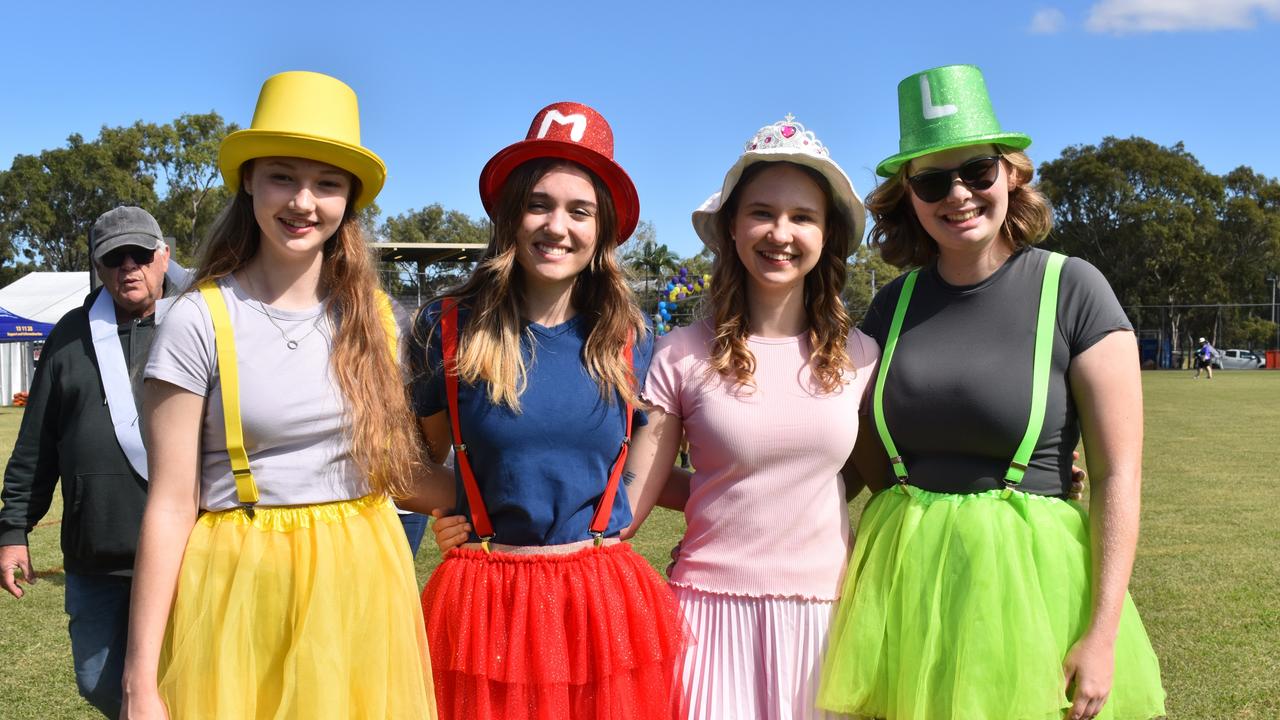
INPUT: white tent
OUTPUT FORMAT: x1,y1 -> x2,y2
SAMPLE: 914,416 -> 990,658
0,272 -> 89,405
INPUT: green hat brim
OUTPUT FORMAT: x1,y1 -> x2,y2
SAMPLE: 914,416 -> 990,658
876,131 -> 1031,178
220,129 -> 387,210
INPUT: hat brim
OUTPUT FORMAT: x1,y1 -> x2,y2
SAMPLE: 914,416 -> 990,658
220,129 -> 387,210
92,234 -> 165,263
479,139 -> 640,245
876,132 -> 1031,178
692,151 -> 866,252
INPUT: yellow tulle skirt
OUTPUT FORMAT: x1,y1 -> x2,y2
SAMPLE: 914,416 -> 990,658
158,495 -> 437,719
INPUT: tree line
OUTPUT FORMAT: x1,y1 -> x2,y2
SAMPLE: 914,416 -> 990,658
2,117 -> 1278,348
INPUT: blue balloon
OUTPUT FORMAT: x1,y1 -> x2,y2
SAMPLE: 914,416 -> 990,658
658,301 -> 667,310
669,302 -> 678,311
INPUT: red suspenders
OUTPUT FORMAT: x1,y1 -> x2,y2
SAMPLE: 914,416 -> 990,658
440,298 -> 634,552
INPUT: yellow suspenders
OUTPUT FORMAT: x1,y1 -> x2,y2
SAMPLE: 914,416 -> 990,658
198,280 -> 398,515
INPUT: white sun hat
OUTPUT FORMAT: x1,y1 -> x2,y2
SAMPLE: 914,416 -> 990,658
692,115 -> 865,250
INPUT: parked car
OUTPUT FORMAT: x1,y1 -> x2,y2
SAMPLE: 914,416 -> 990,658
1216,348 -> 1266,370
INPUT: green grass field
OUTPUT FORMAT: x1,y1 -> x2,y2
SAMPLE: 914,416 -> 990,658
1,371 -> 1277,718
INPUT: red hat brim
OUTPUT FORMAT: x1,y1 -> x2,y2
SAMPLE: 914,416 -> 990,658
479,138 -> 640,245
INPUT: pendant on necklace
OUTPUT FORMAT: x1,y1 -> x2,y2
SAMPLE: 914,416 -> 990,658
287,340 -> 299,350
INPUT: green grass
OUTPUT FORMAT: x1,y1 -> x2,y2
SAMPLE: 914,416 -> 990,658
2,372 -> 1278,717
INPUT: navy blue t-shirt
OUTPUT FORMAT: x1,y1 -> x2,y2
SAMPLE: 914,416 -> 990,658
407,300 -> 652,546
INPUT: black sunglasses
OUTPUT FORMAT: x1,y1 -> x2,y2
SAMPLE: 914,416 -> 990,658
907,155 -> 1002,203
100,247 -> 157,269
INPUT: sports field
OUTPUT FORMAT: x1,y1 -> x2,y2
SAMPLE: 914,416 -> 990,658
1,371 -> 1277,718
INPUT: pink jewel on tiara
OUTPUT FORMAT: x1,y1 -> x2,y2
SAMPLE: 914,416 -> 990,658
740,115 -> 831,158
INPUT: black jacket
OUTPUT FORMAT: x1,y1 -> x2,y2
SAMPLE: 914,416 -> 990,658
0,287 -> 155,576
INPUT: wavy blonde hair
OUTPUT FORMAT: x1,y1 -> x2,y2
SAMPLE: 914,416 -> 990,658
706,160 -> 854,394
868,149 -> 1053,269
417,158 -> 644,411
191,164 -> 420,499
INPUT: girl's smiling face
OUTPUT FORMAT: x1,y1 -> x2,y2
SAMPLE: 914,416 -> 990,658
245,156 -> 353,259
730,163 -> 828,296
907,144 -> 1011,255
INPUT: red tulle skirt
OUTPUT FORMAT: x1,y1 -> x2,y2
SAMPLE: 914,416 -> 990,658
422,542 -> 687,720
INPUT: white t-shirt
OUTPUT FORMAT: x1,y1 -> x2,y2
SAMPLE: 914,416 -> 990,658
146,275 -> 368,511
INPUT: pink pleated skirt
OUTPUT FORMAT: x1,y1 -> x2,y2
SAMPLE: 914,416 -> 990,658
673,584 -> 850,720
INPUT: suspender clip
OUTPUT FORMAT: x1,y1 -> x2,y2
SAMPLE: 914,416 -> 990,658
479,535 -> 493,554
1000,477 -> 1020,500
591,531 -> 604,548
242,503 -> 256,520
453,442 -> 467,453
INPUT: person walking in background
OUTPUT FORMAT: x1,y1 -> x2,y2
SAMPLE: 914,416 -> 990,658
1194,336 -> 1216,379
818,64 -> 1164,720
0,207 -> 176,719
119,71 -> 436,719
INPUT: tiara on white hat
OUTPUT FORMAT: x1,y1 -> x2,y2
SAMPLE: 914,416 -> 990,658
746,114 -> 830,155
692,115 -> 865,250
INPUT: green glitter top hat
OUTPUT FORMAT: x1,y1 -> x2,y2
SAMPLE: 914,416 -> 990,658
876,64 -> 1031,177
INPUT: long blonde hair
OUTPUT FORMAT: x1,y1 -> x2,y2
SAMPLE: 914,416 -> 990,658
706,161 -> 854,394
191,167 -> 421,499
419,158 -> 644,411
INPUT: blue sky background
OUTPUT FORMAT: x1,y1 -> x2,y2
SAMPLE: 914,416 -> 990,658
3,0 -> 1278,257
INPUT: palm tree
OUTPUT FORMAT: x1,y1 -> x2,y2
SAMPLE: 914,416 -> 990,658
622,222 -> 681,295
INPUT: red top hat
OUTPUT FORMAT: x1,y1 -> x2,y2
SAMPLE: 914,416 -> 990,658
479,102 -> 639,244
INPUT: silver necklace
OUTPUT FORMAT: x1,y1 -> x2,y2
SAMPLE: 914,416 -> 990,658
241,270 -> 327,350
258,301 -> 326,350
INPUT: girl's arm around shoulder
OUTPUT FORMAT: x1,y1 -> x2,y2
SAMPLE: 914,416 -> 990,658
120,380 -> 204,719
620,322 -> 708,537
393,412 -> 458,515
619,407 -> 683,540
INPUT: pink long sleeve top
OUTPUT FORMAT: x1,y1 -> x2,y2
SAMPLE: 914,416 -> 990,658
644,320 -> 880,600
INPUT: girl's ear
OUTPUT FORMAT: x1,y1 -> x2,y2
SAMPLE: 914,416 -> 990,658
1003,157 -> 1022,192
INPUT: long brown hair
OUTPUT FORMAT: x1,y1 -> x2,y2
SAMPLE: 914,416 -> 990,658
706,160 -> 854,394
419,158 -> 645,411
191,163 -> 421,499
867,149 -> 1053,269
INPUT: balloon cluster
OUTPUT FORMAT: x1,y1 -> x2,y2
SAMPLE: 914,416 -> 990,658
653,267 -> 712,336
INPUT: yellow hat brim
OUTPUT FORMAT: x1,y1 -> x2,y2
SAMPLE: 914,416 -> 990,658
220,129 -> 387,210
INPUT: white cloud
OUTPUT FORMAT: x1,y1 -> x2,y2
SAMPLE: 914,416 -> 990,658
1087,0 -> 1280,33
1029,8 -> 1067,34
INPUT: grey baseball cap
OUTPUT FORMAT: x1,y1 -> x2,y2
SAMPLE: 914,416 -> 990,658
90,206 -> 164,263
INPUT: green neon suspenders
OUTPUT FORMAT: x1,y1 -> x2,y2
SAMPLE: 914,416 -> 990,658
872,270 -> 919,484
871,252 -> 1067,491
199,281 -> 398,516
1005,253 -> 1067,485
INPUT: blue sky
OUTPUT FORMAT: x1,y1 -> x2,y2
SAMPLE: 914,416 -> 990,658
3,0 -> 1278,258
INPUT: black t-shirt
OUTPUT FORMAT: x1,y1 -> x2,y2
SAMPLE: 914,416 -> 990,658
860,247 -> 1132,496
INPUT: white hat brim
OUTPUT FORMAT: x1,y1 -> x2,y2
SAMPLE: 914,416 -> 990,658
692,149 -> 866,252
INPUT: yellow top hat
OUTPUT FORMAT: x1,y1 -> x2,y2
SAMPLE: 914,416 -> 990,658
220,71 -> 386,210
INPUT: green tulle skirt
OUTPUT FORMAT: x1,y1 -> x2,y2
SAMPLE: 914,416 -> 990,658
817,486 -> 1165,720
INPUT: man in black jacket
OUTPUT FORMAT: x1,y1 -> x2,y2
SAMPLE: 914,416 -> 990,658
0,206 -> 171,718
